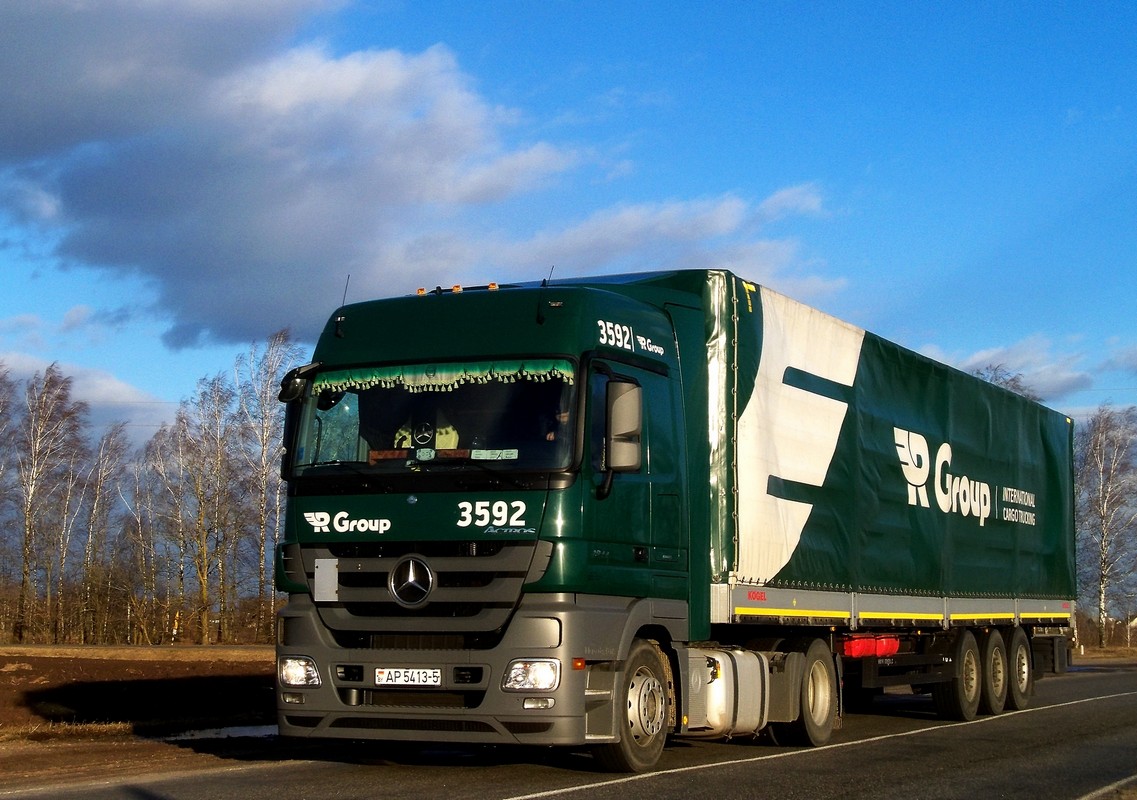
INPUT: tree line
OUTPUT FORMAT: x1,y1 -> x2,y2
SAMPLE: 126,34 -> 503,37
0,347 -> 1134,647
0,331 -> 301,645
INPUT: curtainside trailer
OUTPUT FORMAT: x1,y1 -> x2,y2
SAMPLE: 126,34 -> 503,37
275,269 -> 1074,772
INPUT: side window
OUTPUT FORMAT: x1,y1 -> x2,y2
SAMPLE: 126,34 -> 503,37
589,366 -> 643,474
590,371 -> 610,472
317,391 -> 364,462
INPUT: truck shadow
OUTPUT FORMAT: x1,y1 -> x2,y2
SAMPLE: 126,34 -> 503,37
22,674 -> 276,736
22,675 -> 609,772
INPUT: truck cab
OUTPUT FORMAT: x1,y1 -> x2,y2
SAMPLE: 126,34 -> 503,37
275,281 -> 694,771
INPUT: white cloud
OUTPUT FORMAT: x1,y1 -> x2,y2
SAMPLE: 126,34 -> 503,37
375,192 -> 835,291
0,3 -> 843,356
0,306 -> 126,352
60,305 -> 95,332
926,334 -> 1093,402
0,1 -> 333,161
0,313 -> 48,351
755,183 -> 825,223
0,351 -> 175,445
1103,345 -> 1137,375
3,23 -> 581,348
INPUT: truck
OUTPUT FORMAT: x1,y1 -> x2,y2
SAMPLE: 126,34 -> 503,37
274,269 -> 1075,772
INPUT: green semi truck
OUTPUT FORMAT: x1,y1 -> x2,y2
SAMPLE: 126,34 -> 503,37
274,269 -> 1074,772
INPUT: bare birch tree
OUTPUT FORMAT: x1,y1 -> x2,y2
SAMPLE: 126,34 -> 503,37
120,437 -> 178,645
1076,404 -> 1137,646
0,365 -> 17,636
45,441 -> 89,642
81,422 -> 129,642
0,363 -> 15,498
234,329 -> 300,639
175,374 -> 246,643
13,364 -> 88,642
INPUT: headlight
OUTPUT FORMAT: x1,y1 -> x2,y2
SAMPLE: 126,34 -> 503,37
502,659 -> 560,691
279,656 -> 321,687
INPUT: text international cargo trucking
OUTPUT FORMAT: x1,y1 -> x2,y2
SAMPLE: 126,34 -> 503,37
275,269 -> 1074,772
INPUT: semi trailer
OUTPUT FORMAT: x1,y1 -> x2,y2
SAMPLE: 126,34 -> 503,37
275,269 -> 1074,772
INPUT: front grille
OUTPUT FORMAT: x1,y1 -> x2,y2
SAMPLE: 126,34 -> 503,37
300,539 -> 543,635
329,717 -> 497,733
343,688 -> 486,709
330,631 -> 507,650
328,541 -> 505,559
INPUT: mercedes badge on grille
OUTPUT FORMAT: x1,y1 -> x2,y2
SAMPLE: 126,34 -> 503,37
388,556 -> 434,607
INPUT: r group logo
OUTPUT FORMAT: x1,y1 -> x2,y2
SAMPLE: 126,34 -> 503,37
893,427 -> 992,527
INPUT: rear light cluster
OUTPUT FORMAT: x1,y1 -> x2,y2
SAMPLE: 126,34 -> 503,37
840,634 -> 900,658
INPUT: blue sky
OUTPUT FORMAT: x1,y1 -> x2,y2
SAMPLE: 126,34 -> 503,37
2,1 -> 1135,442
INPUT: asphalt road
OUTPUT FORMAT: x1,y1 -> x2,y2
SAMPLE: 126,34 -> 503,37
7,660 -> 1137,800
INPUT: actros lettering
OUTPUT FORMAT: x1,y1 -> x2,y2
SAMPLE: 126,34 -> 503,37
893,427 -> 992,527
304,511 -> 392,534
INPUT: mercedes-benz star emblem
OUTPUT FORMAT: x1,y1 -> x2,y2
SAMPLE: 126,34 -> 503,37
412,422 -> 434,446
388,556 -> 434,608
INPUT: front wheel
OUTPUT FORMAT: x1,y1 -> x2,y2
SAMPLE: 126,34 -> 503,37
593,639 -> 671,773
772,638 -> 837,746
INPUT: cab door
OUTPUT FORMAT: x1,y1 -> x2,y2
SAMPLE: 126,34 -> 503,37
583,360 -> 686,599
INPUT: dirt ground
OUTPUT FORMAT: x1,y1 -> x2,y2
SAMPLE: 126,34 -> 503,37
0,644 -> 275,738
0,644 -> 276,792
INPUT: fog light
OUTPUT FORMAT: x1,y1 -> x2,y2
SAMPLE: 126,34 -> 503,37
279,656 -> 321,687
523,697 -> 556,710
502,659 -> 560,691
282,692 -> 306,705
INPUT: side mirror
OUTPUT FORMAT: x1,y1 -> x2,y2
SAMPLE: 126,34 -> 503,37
280,401 -> 301,480
606,381 -> 642,472
278,361 -> 321,403
278,362 -> 320,479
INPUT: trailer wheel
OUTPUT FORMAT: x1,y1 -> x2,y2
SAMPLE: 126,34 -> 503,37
593,639 -> 670,773
1005,626 -> 1034,711
774,639 -> 837,746
978,629 -> 1008,715
933,629 -> 981,721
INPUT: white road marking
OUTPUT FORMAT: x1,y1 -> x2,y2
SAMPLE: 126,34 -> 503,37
501,691 -> 1137,800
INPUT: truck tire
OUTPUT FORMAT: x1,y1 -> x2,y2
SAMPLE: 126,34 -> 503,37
978,629 -> 1008,715
593,639 -> 670,773
932,629 -> 981,721
773,638 -> 837,746
1005,626 -> 1034,711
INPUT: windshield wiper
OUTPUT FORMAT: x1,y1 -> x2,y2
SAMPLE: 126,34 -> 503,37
303,459 -> 372,477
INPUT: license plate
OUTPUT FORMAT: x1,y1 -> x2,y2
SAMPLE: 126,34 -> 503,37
375,667 -> 442,686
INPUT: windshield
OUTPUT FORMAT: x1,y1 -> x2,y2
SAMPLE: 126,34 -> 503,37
292,359 -> 576,475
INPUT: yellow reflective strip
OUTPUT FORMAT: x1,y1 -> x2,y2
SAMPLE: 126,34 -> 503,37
1020,611 -> 1072,620
859,611 -> 944,621
734,607 -> 851,620
948,613 -> 1017,621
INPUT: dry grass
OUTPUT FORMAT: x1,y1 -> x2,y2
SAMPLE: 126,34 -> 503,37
0,644 -> 272,662
0,720 -> 136,744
